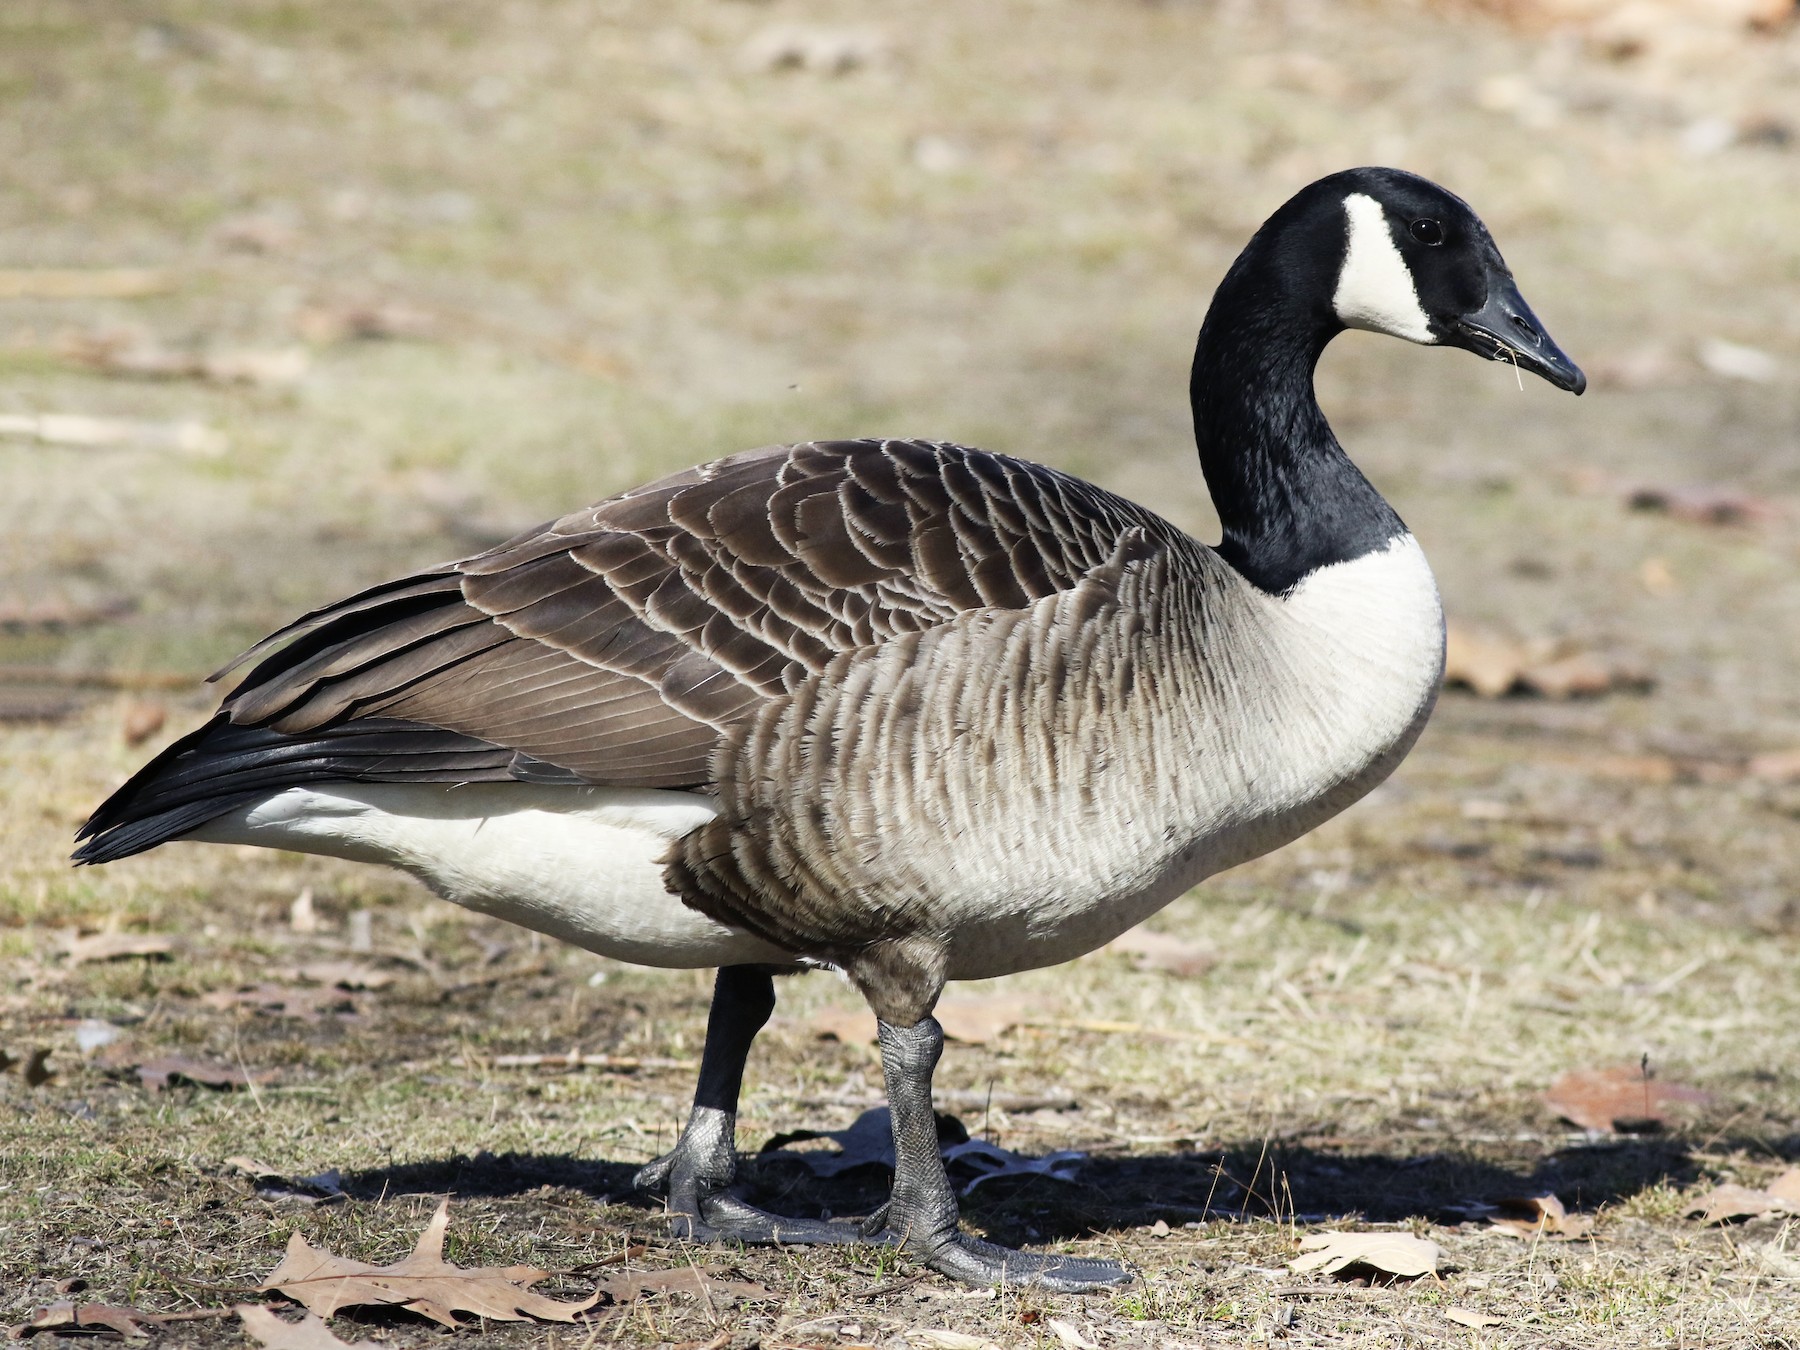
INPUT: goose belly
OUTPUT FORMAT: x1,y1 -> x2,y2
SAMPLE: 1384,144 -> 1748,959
188,782 -> 790,968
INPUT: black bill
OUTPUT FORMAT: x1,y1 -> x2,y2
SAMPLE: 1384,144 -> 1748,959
1447,277 -> 1586,395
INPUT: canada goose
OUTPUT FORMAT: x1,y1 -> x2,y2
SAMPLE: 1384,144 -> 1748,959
77,167 -> 1582,1292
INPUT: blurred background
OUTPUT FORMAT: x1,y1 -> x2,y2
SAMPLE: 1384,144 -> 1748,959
3,1 -> 1800,1334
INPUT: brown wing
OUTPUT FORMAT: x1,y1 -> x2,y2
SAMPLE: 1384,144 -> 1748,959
212,439 -> 1168,788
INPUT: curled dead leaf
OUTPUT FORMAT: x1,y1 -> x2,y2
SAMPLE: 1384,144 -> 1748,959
1443,623 -> 1649,701
1489,1193 -> 1594,1240
1686,1182 -> 1786,1225
1545,1065 -> 1711,1133
1290,1230 -> 1444,1281
131,1055 -> 276,1093
261,1198 -> 597,1327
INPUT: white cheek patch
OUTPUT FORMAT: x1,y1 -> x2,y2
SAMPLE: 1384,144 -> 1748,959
1332,193 -> 1435,345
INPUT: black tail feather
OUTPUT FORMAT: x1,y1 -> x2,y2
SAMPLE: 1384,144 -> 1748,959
73,715 -> 580,866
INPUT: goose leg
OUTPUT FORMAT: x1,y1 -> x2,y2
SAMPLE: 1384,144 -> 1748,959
863,1015 -> 1134,1292
633,965 -> 871,1245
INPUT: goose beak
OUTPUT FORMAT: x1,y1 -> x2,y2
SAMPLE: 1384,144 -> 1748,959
1447,277 -> 1586,395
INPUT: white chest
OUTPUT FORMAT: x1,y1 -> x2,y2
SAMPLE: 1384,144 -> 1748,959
938,535 -> 1444,978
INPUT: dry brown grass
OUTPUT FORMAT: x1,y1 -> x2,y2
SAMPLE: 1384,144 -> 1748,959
4,1 -> 1800,1345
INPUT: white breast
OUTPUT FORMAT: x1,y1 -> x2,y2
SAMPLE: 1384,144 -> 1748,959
933,533 -> 1444,979
189,782 -> 790,968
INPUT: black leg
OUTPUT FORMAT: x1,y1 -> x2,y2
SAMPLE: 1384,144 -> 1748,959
863,1015 -> 1134,1292
633,965 -> 871,1246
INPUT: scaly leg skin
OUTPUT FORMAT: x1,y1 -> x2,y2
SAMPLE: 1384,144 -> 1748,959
633,965 -> 873,1246
863,1016 -> 1134,1292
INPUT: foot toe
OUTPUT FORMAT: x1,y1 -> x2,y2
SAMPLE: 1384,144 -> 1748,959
915,1233 -> 1133,1292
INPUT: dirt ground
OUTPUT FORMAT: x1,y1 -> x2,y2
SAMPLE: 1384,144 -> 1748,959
3,1 -> 1800,1346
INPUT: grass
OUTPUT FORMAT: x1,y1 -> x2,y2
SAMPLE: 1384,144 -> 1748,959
4,0 -> 1800,1345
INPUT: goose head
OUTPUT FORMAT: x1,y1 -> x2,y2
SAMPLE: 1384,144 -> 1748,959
1315,166 -> 1585,394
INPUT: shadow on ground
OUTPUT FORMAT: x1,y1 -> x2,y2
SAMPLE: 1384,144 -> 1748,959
343,1129 -> 1797,1244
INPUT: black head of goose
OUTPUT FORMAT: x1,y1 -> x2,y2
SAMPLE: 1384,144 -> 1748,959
75,168 -> 1581,1292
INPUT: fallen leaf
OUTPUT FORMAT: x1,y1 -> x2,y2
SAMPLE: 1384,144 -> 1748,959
63,932 -> 174,965
1290,1231 -> 1444,1281
261,1198 -> 597,1327
742,25 -> 891,75
227,1157 -> 348,1205
1444,1306 -> 1505,1329
131,1055 -> 276,1092
282,962 -> 395,991
1544,1065 -> 1711,1133
1045,1319 -> 1101,1350
236,1305 -> 376,1350
1767,1169 -> 1800,1205
1684,1180 -> 1800,1231
118,700 -> 166,746
9,1302 -> 231,1340
810,1005 -> 877,1044
593,1266 -> 768,1305
1105,927 -> 1216,977
1489,1193 -> 1594,1240
935,995 -> 1032,1045
1444,624 -> 1649,700
1626,482 -> 1782,526
200,982 -> 360,1021
8,1047 -> 55,1087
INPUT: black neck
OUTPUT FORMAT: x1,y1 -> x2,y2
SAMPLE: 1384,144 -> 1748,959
1190,247 -> 1406,596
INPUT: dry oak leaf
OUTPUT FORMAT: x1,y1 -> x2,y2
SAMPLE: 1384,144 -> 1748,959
1545,1066 -> 1711,1133
1290,1231 -> 1445,1281
62,932 -> 174,965
592,1266 -> 769,1305
1684,1180 -> 1800,1224
1105,927 -> 1216,977
262,1199 -> 597,1327
236,1305 -> 375,1350
1767,1169 -> 1800,1205
1489,1193 -> 1594,1240
131,1054 -> 276,1092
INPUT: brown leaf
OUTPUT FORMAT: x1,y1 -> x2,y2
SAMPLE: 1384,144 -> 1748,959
1685,1183 -> 1788,1226
1489,1193 -> 1594,1240
280,962 -> 395,991
1627,483 -> 1783,527
63,932 -> 174,965
261,1198 -> 598,1327
1105,927 -> 1216,977
593,1266 -> 769,1305
200,983 -> 359,1022
236,1306 -> 376,1350
810,1005 -> 877,1044
132,1055 -> 276,1092
118,700 -> 166,747
934,995 -> 1032,1045
1290,1231 -> 1444,1280
1443,623 -> 1649,701
1766,1169 -> 1800,1205
1444,1307 -> 1505,1330
10,1302 -> 174,1340
1545,1065 -> 1711,1133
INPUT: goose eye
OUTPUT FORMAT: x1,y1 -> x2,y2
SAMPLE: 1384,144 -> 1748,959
1409,218 -> 1444,246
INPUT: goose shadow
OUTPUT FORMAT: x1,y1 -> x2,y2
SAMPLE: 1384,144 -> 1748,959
338,1123 -> 1798,1246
